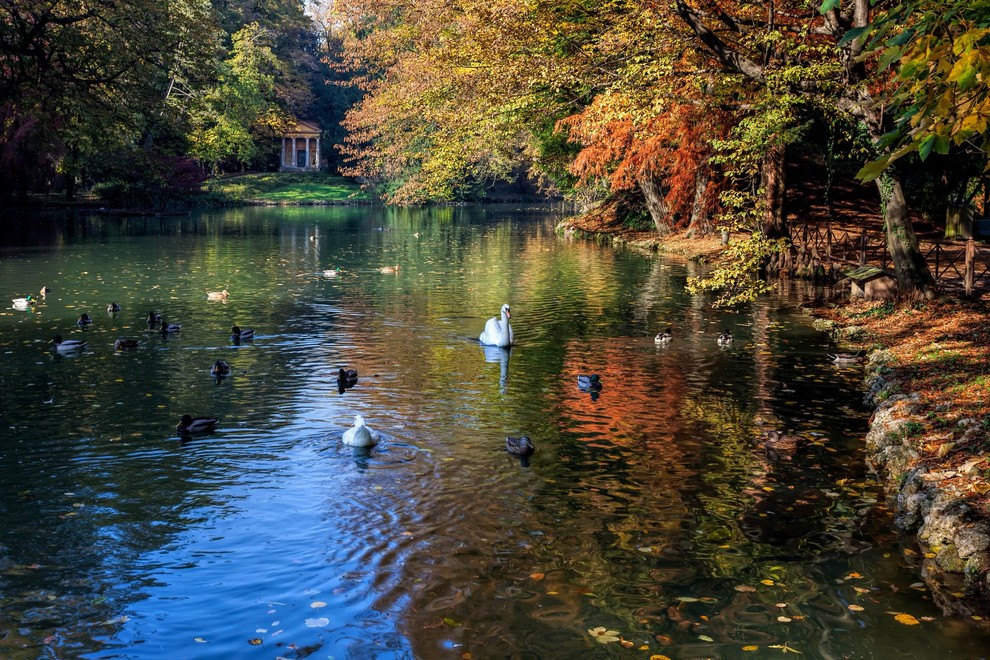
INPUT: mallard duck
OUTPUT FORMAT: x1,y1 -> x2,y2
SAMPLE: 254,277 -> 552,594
717,329 -> 733,345
765,430 -> 803,461
146,311 -> 162,326
107,302 -> 121,313
52,334 -> 86,352
322,269 -> 338,277
210,360 -> 231,376
577,374 -> 603,391
479,304 -> 513,347
159,320 -> 181,334
379,265 -> 399,274
76,313 -> 93,326
207,289 -> 229,301
230,325 -> 254,342
12,295 -> 34,309
176,415 -> 218,436
828,351 -> 863,364
39,286 -> 51,297
654,327 -> 672,343
114,338 -> 141,350
342,414 -> 380,447
505,436 -> 535,457
338,368 -> 358,383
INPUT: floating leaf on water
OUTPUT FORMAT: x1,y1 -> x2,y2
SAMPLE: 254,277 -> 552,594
529,572 -> 545,580
910,582 -> 925,589
444,617 -> 462,628
777,616 -> 792,623
650,655 -> 672,660
248,639 -> 263,645
735,585 -> 757,592
620,639 -> 634,648
775,603 -> 787,608
698,634 -> 715,642
677,596 -> 700,602
854,587 -> 871,594
769,643 -> 803,653
742,645 -> 759,651
304,617 -> 329,628
310,601 -> 327,608
894,613 -> 920,625
760,579 -> 775,586
194,637 -> 206,643
848,604 -> 865,612
588,627 -> 620,644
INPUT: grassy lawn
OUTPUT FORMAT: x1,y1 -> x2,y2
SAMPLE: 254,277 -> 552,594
207,172 -> 372,204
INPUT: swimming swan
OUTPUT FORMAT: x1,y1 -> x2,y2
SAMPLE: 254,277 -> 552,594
479,304 -> 513,347
342,414 -> 380,448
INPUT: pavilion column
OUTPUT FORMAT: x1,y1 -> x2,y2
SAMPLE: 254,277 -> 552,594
315,137 -> 320,170
281,137 -> 287,167
304,138 -> 310,170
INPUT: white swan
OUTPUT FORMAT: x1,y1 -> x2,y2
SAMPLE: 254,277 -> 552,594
342,414 -> 380,448
479,304 -> 513,347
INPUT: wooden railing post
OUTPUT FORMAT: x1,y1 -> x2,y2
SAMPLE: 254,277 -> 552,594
965,238 -> 976,296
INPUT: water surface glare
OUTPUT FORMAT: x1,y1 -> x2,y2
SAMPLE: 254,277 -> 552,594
0,206 -> 987,658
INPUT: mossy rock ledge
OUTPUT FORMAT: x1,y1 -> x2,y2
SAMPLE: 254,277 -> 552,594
863,361 -> 990,622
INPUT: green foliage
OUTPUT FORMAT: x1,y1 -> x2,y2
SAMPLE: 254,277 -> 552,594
857,0 -> 990,180
686,231 -> 789,307
188,23 -> 287,173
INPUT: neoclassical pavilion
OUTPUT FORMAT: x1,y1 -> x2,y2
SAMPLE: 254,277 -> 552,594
279,119 -> 321,171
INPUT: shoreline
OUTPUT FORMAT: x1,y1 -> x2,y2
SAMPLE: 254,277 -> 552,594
559,215 -> 990,622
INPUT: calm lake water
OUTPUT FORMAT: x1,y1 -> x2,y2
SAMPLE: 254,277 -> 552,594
1,205 -> 988,659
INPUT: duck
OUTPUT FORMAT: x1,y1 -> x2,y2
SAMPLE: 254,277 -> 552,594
39,286 -> 51,297
207,289 -> 229,301
828,351 -> 864,364
113,338 -> 141,350
577,374 -> 603,391
764,430 -> 803,461
379,265 -> 399,274
210,360 -> 231,376
338,368 -> 358,383
322,268 -> 338,277
230,325 -> 254,342
107,302 -> 121,313
717,329 -> 733,345
654,327 -> 672,343
159,320 -> 181,334
146,311 -> 162,326
479,303 -> 514,347
76,313 -> 93,326
52,334 -> 86,352
342,414 -> 380,448
505,436 -> 535,458
176,414 -> 218,436
12,295 -> 35,308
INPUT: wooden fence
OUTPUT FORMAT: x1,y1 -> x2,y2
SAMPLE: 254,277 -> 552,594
786,224 -> 990,296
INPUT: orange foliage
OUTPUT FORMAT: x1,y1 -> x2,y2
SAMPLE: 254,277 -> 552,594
562,100 -> 730,227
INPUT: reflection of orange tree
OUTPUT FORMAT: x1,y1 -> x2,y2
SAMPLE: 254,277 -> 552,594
554,337 -> 695,564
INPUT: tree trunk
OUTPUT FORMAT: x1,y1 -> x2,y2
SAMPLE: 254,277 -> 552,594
761,143 -> 788,239
878,171 -> 938,298
686,167 -> 710,238
638,175 -> 673,236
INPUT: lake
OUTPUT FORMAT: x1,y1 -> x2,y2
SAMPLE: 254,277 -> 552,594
1,205 -> 987,658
